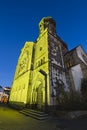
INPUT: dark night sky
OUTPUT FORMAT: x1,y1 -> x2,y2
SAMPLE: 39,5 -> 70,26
0,0 -> 87,87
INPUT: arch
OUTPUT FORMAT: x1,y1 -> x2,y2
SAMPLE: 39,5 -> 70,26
31,72 -> 45,110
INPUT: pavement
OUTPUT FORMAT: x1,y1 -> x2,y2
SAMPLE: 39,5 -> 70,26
55,110 -> 87,119
66,111 -> 87,119
0,104 -> 87,130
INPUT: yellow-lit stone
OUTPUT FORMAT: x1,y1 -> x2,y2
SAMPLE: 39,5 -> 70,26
9,16 -> 70,111
9,18 -> 50,110
9,42 -> 34,105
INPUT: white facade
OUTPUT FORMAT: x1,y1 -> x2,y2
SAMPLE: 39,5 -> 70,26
0,87 -> 3,101
0,87 -> 9,102
71,64 -> 83,92
76,46 -> 87,65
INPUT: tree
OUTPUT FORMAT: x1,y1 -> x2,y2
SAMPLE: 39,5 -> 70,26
81,78 -> 87,101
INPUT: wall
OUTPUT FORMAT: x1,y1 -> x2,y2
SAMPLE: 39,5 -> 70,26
71,64 -> 83,91
76,46 -> 87,65
9,42 -> 34,106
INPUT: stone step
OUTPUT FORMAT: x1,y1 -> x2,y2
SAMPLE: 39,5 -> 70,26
21,109 -> 48,117
23,108 -> 45,114
19,109 -> 49,120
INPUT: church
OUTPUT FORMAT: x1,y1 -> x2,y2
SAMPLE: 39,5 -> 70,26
9,17 -> 87,111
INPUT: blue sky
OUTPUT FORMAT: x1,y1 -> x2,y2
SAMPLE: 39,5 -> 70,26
0,0 -> 87,87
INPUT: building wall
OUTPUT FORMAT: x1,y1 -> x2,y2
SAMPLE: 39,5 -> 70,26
0,92 -> 3,101
64,46 -> 87,93
64,49 -> 79,68
27,29 -> 50,109
70,64 -> 83,92
0,87 -> 3,101
9,17 -> 72,109
9,26 -> 50,110
0,87 -> 10,103
9,42 -> 34,106
9,17 -> 87,111
76,46 -> 87,65
48,32 -> 71,105
80,63 -> 87,78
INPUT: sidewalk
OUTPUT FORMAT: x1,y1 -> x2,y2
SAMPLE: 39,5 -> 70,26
55,110 -> 87,119
0,105 -> 87,130
66,111 -> 87,119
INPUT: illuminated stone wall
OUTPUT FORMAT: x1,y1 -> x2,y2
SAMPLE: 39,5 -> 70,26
9,17 -> 71,110
27,28 -> 50,110
9,42 -> 34,106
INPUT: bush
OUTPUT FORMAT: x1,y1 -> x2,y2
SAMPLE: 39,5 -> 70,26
57,92 -> 87,111
81,78 -> 87,102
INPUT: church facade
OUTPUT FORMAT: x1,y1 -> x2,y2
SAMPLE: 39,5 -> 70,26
9,17 -> 87,111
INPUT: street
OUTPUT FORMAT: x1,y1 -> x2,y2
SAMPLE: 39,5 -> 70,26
0,104 -> 87,130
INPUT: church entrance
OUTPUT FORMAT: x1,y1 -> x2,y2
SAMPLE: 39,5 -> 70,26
31,71 -> 46,111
